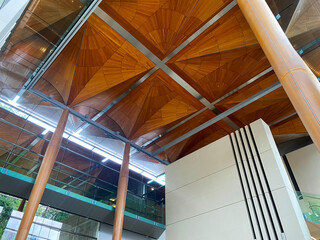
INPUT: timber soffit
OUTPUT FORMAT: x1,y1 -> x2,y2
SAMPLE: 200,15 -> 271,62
76,0 -> 239,136
13,0 -> 282,164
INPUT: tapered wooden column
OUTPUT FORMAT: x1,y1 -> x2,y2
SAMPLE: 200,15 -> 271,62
112,142 -> 131,240
237,0 -> 320,151
16,109 -> 69,240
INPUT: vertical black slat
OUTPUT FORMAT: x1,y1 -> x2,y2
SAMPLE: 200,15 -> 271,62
229,135 -> 256,240
243,127 -> 279,239
248,126 -> 285,234
238,130 -> 269,240
282,155 -> 301,193
234,132 -> 263,239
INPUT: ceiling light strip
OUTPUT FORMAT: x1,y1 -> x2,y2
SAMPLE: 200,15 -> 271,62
28,88 -> 169,165
152,82 -> 282,155
0,105 -> 163,182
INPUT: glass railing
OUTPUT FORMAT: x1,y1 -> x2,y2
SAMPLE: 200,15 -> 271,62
0,103 -> 166,225
296,191 -> 320,225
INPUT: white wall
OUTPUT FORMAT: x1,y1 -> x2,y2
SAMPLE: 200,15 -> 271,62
165,119 -> 310,240
286,144 -> 320,195
165,135 -> 253,240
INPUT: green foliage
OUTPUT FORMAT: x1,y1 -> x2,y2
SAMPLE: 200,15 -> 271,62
36,205 -> 70,222
0,194 -> 21,237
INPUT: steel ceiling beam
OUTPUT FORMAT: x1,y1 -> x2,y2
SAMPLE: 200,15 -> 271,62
134,67 -> 273,151
0,118 -> 155,187
152,81 -> 282,155
28,88 -> 169,165
73,1 -> 238,136
94,1 -> 237,105
94,6 -> 209,106
269,112 -> 297,127
162,0 -> 237,62
75,1 -> 237,134
76,66 -> 159,133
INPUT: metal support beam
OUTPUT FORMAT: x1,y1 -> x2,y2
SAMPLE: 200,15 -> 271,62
76,67 -> 159,134
152,82 -> 282,155
76,0 -> 238,134
132,67 -> 273,153
61,164 -> 99,189
0,117 -> 162,189
93,1 -> 240,131
14,0 -> 102,99
28,88 -> 169,165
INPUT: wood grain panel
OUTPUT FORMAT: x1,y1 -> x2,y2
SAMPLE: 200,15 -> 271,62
168,6 -> 270,102
70,71 -> 149,129
105,69 -> 203,139
69,40 -> 155,106
68,14 -> 127,105
170,6 -> 258,62
271,114 -> 307,135
147,110 -> 233,162
101,0 -> 233,59
303,46 -> 320,77
171,44 -> 270,102
216,72 -> 296,127
37,23 -> 86,104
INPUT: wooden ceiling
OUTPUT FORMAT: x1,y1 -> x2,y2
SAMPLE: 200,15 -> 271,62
1,0 -> 318,164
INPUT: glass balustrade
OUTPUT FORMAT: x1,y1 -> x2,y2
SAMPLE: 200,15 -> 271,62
297,191 -> 320,225
0,98 -> 166,225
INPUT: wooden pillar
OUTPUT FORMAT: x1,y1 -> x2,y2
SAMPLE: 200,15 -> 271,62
112,142 -> 131,240
18,199 -> 26,212
16,109 -> 69,240
237,0 -> 320,151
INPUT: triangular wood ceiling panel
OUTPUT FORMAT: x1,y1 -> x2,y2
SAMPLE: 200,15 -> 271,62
168,6 -> 271,102
68,14 -> 128,105
100,0 -> 233,59
37,23 -> 86,104
71,41 -> 154,105
105,69 -> 203,140
146,110 -> 233,162
70,71 -> 149,129
215,72 -> 297,129
170,6 -> 258,61
34,13 -> 155,108
302,46 -> 320,77
271,114 -> 307,135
